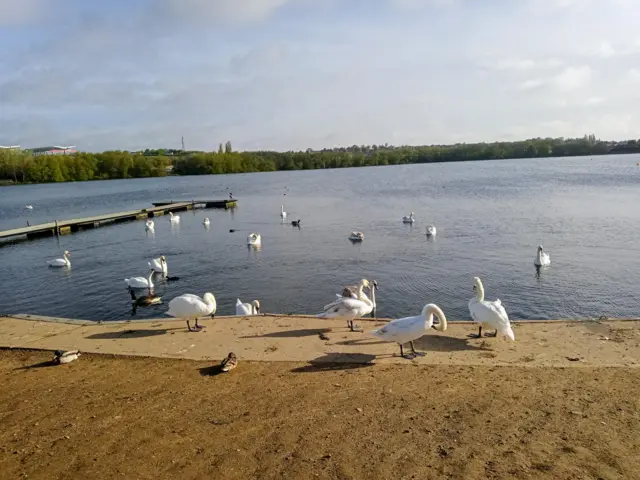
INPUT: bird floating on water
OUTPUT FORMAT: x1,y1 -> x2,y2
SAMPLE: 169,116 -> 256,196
348,231 -> 364,242
169,212 -> 180,223
203,218 -> 210,227
125,270 -> 155,289
534,245 -> 551,267
24,205 -> 33,210
280,205 -> 287,220
247,233 -> 261,246
291,219 -> 301,227
426,225 -> 436,236
402,212 -> 415,224
145,219 -> 154,231
47,250 -> 71,268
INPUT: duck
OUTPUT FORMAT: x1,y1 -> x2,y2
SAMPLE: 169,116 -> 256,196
53,350 -> 81,364
203,218 -> 210,227
236,299 -> 260,316
291,219 -> 301,227
534,245 -> 551,267
280,205 -> 287,220
167,292 -> 217,332
371,303 -> 447,359
145,219 -> 154,231
47,250 -> 71,268
221,352 -> 238,372
124,270 -> 155,289
148,256 -> 167,275
348,231 -> 364,242
402,212 -> 415,224
318,279 -> 375,332
247,233 -> 261,246
169,212 -> 180,223
426,225 -> 436,236
129,289 -> 162,307
24,205 -> 34,210
468,277 -> 515,340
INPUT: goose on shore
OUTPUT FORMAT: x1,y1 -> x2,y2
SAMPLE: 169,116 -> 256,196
47,250 -> 70,268
468,277 -> 515,340
371,303 -> 447,359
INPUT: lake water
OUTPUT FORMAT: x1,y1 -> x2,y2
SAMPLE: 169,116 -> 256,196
1,154 -> 639,322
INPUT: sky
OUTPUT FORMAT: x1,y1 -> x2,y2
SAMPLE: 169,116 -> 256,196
0,0 -> 639,152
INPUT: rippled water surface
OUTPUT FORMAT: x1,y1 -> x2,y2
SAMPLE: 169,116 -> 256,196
1,154 -> 640,322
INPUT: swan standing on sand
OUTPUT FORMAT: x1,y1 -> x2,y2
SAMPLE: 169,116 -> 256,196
534,245 -> 551,267
318,279 -> 374,332
468,277 -> 515,340
236,299 -> 260,315
169,212 -> 180,223
371,303 -> 447,359
349,231 -> 364,242
280,205 -> 287,220
247,233 -> 261,246
145,219 -> 154,231
402,212 -> 415,224
340,279 -> 378,311
148,256 -> 167,275
167,292 -> 217,331
124,270 -> 155,289
47,250 -> 71,268
426,225 -> 436,236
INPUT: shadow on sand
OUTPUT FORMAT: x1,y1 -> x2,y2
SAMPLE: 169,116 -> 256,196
14,360 -> 57,370
291,352 -> 377,373
86,328 -> 179,340
198,365 -> 226,377
241,328 -> 332,339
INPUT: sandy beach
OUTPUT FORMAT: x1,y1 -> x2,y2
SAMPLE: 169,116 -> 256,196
1,315 -> 640,479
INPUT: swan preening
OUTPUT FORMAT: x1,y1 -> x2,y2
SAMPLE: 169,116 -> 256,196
236,299 -> 260,315
426,225 -> 436,236
318,279 -> 376,332
53,349 -> 80,364
125,270 -> 155,289
247,233 -> 261,246
402,212 -> 415,224
349,231 -> 364,242
145,219 -> 154,231
371,303 -> 447,359
468,277 -> 515,341
167,292 -> 217,331
280,205 -> 287,219
203,218 -> 210,227
169,212 -> 180,223
534,245 -> 551,267
47,250 -> 71,268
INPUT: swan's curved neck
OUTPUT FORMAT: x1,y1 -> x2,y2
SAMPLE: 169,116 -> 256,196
147,271 -> 154,285
425,304 -> 447,331
536,249 -> 543,261
475,283 -> 484,302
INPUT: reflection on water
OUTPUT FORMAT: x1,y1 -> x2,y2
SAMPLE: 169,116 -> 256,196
1,154 -> 640,321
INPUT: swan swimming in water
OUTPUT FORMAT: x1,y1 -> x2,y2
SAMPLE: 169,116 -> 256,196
169,212 -> 180,223
236,299 -> 260,315
124,270 -> 155,289
167,292 -> 217,331
426,225 -> 436,236
349,231 -> 364,242
247,233 -> 261,246
280,205 -> 287,220
534,245 -> 551,267
318,279 -> 374,332
145,219 -> 154,231
148,256 -> 167,275
47,250 -> 71,268
402,212 -> 415,224
371,303 -> 447,359
24,205 -> 34,210
203,218 -> 210,227
468,277 -> 515,340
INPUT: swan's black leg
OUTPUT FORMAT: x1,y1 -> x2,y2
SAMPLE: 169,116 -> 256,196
400,344 -> 414,359
469,325 -> 483,338
186,320 -> 193,331
410,341 -> 425,357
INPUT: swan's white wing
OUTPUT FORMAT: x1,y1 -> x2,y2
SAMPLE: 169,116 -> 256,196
469,298 -> 514,340
318,297 -> 366,318
47,258 -> 66,266
236,303 -> 252,315
167,294 -> 208,317
371,315 -> 423,340
125,276 -> 149,288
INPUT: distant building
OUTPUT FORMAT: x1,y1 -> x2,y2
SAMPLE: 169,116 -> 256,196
30,146 -> 77,156
0,145 -> 20,150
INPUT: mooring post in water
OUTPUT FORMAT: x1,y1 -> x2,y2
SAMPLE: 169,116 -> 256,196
55,220 -> 59,236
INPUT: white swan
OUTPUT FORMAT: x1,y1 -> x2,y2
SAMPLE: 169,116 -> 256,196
203,218 -> 210,227
145,219 -> 154,231
169,212 -> 180,223
247,233 -> 261,246
371,303 -> 447,358
534,245 -> 551,267
426,225 -> 436,236
339,279 -> 378,310
319,279 -> 374,331
468,277 -> 515,340
148,256 -> 167,275
349,231 -> 364,242
402,212 -> 415,224
124,270 -> 155,289
280,205 -> 287,220
47,250 -> 70,268
167,292 -> 217,331
236,298 -> 260,315
24,205 -> 33,210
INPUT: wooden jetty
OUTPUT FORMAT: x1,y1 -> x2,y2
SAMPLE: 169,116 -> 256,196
0,199 -> 237,241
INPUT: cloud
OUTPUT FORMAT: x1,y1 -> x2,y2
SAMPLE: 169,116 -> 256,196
552,66 -> 592,90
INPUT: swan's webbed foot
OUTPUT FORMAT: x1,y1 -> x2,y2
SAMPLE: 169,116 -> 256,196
187,320 -> 203,332
350,322 -> 363,332
399,344 -> 416,360
468,326 -> 483,338
485,330 -> 498,338
410,341 -> 425,357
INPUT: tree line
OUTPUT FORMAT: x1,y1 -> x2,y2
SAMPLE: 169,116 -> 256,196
1,135 -> 639,184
